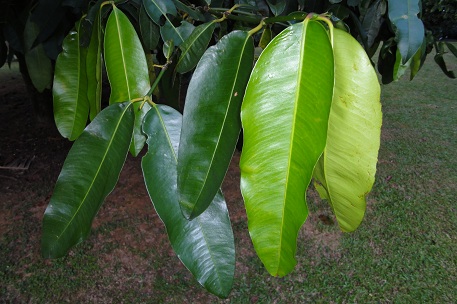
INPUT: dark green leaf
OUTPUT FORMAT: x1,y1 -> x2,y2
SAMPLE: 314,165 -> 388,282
23,16 -> 53,92
266,0 -> 286,15
139,4 -> 160,51
178,31 -> 254,219
53,21 -> 89,141
86,9 -> 103,121
240,20 -> 333,276
172,0 -> 206,21
445,42 -> 457,58
176,21 -> 216,74
259,26 -> 272,49
104,6 -> 151,156
160,20 -> 195,47
361,0 -> 386,49
387,0 -> 424,64
142,104 -> 235,298
42,102 -> 134,258
434,52 -> 456,79
142,0 -> 177,25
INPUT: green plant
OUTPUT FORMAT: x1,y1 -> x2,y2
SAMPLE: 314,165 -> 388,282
37,0 -> 452,298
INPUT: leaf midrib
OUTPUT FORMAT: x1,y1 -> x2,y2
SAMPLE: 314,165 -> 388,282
56,103 -> 131,240
190,32 -> 250,218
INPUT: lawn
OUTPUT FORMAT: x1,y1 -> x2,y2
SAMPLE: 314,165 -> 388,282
1,49 -> 456,302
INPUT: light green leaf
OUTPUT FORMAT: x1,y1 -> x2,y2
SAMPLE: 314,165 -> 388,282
178,31 -> 254,220
240,20 -> 334,276
142,105 -> 235,298
86,9 -> 103,121
176,21 -> 216,74
23,16 -> 52,92
53,20 -> 89,141
313,28 -> 382,232
160,20 -> 195,47
104,6 -> 151,156
42,102 -> 134,258
387,0 -> 424,64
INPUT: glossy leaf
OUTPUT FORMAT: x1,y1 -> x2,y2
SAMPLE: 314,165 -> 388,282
387,0 -> 424,64
42,102 -> 134,258
172,0 -> 206,21
178,31 -> 254,219
142,0 -> 177,25
176,21 -> 216,74
104,6 -> 151,156
139,4 -> 160,51
313,28 -> 382,232
53,21 -> 89,141
86,9 -> 102,121
23,16 -> 53,92
142,105 -> 235,298
160,20 -> 195,47
266,0 -> 286,15
240,20 -> 333,276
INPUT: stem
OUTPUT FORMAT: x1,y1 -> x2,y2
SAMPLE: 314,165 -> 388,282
206,8 -> 262,24
248,20 -> 265,36
145,62 -> 170,98
309,14 -> 334,47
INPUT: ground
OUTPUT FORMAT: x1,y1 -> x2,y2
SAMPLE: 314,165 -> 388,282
0,63 -> 340,302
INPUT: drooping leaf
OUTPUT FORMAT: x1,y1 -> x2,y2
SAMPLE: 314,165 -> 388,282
410,40 -> 426,80
53,20 -> 89,141
434,52 -> 456,79
104,6 -> 151,156
377,39 -> 396,84
23,16 -> 53,92
445,42 -> 457,58
42,102 -> 134,258
139,4 -> 160,51
86,8 -> 103,121
313,28 -> 382,232
142,0 -> 177,25
142,105 -> 235,298
360,0 -> 386,49
176,21 -> 216,74
240,20 -> 333,276
160,20 -> 195,47
393,48 -> 410,81
387,0 -> 424,64
178,31 -> 254,220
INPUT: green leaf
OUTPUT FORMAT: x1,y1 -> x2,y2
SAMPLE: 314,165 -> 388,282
42,102 -> 134,258
259,26 -> 272,49
313,28 -> 382,232
176,21 -> 216,74
86,9 -> 103,121
178,31 -> 254,219
266,0 -> 286,16
240,20 -> 333,276
360,0 -> 386,49
142,0 -> 177,25
23,16 -> 52,92
53,21 -> 89,141
387,0 -> 424,64
160,20 -> 195,47
434,53 -> 456,79
139,4 -> 160,51
172,0 -> 206,21
445,42 -> 457,58
104,6 -> 151,156
142,105 -> 235,298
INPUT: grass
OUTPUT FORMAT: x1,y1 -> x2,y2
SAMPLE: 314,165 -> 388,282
1,48 -> 457,302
